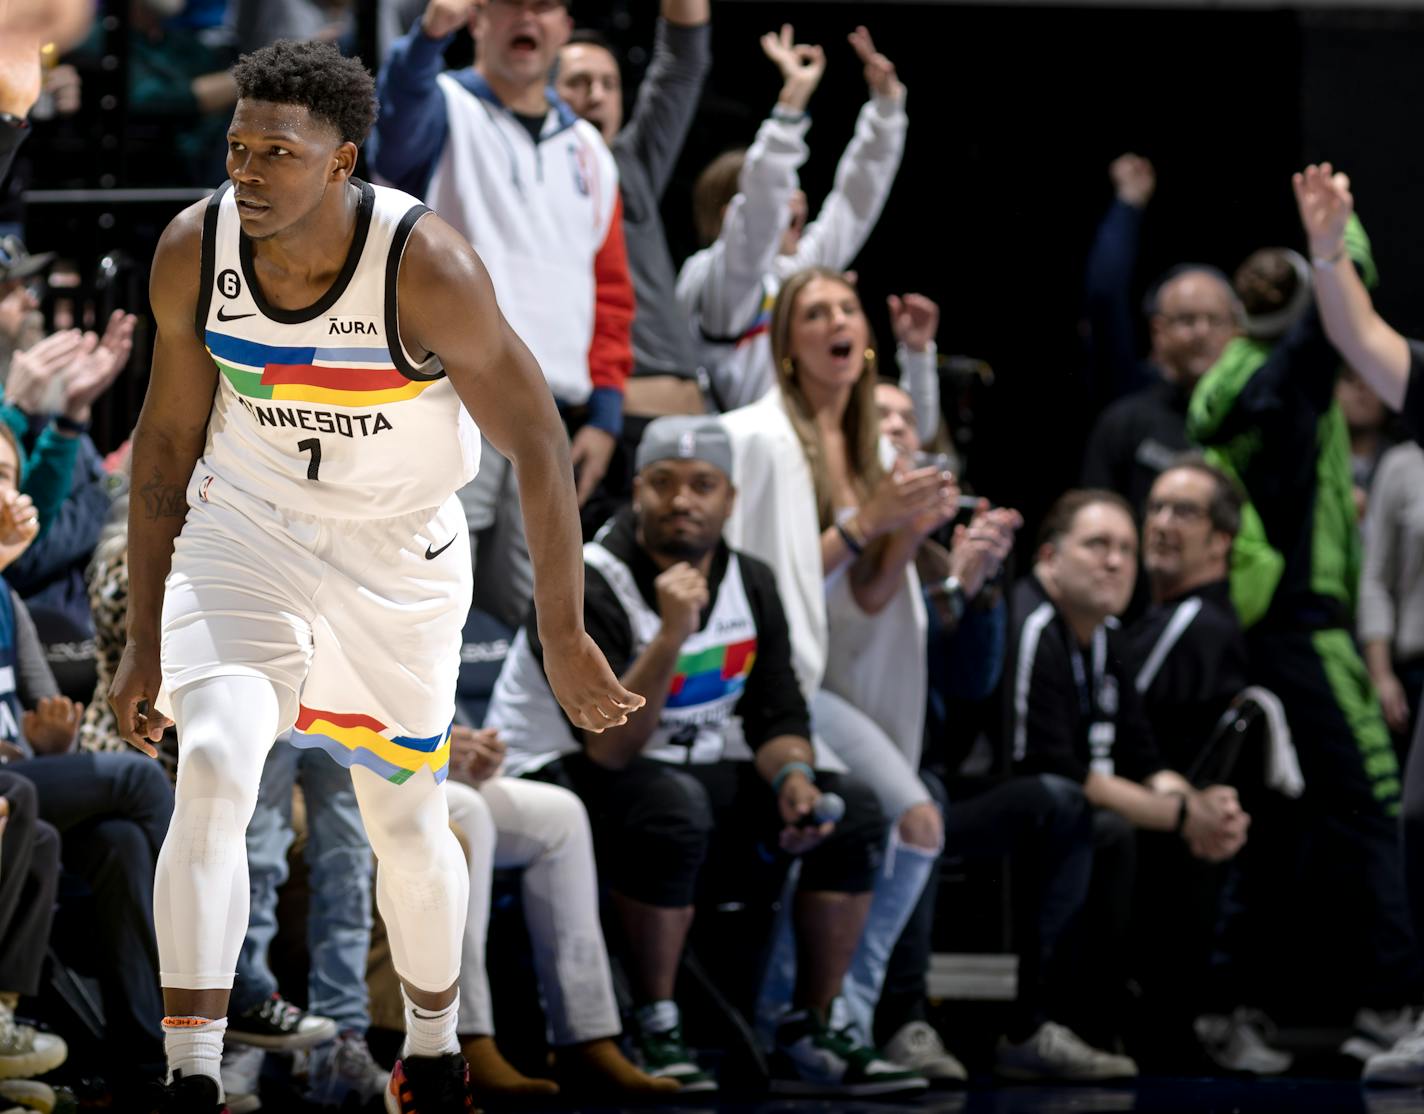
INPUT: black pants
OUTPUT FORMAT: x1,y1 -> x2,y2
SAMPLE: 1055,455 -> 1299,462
10,751 -> 172,1064
531,754 -> 885,908
0,772 -> 59,997
1249,626 -> 1420,1010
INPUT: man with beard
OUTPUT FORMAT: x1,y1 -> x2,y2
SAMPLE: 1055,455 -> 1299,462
486,416 -> 925,1098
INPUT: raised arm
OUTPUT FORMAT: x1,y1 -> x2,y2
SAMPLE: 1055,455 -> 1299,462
676,25 -> 822,342
1294,163 -> 1410,411
399,216 -> 643,732
889,293 -> 940,445
107,203 -> 218,754
776,26 -> 907,276
1083,154 -> 1155,401
371,0 -> 471,196
618,0 -> 711,201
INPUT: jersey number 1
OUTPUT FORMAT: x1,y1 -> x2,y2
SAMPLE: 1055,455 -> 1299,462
298,438 -> 322,481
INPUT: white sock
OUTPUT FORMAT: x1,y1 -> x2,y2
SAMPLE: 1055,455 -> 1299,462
162,1015 -> 226,1097
401,987 -> 459,1058
635,999 -> 681,1035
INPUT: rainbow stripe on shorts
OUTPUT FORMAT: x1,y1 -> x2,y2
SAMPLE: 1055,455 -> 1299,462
290,705 -> 452,785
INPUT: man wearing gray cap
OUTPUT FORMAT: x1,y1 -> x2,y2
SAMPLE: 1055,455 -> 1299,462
485,415 -> 925,1098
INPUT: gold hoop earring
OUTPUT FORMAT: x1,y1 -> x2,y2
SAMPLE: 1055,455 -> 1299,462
864,347 -> 876,364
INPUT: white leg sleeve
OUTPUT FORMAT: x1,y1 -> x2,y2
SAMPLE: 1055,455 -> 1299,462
354,764 -> 469,994
156,676 -> 286,990
443,779 -> 496,1035
480,778 -> 620,1046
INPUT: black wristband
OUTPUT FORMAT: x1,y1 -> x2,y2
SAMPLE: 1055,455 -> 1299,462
1173,793 -> 1189,835
54,414 -> 89,435
835,520 -> 864,556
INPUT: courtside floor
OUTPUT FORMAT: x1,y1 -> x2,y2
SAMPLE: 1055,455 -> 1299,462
481,1082 -> 1424,1113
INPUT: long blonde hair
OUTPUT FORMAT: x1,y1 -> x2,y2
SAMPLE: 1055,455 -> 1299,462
770,267 -> 884,530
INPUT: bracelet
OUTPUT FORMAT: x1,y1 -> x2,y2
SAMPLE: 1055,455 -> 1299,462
835,519 -> 864,556
771,105 -> 807,125
1312,244 -> 1346,268
0,112 -> 28,132
771,760 -> 816,794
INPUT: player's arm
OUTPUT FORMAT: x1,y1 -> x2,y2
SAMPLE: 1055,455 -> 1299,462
399,215 -> 644,733
108,202 -> 218,755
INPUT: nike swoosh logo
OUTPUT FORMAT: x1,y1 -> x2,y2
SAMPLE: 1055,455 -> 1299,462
425,536 -> 457,560
216,307 -> 255,322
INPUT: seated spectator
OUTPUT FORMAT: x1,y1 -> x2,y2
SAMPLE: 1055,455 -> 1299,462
1080,155 -> 1242,514
127,0 -> 238,185
1338,366 -> 1395,518
1360,439 -> 1424,752
0,771 -> 65,1085
677,25 -> 921,415
554,0 -> 711,517
1124,457 -> 1249,771
0,421 -> 172,1093
1004,488 -> 1250,1055
4,310 -> 132,703
441,726 -> 676,1100
723,268 -> 948,1056
873,375 -> 1132,1082
489,417 -> 923,1097
1121,458 -> 1291,1074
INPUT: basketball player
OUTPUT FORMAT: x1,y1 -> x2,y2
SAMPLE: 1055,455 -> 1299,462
108,41 -> 642,1113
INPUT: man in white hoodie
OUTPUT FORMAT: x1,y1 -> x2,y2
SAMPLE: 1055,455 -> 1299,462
374,0 -> 635,628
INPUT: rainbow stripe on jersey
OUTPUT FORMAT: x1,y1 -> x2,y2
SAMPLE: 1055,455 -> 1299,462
667,637 -> 757,708
290,704 -> 452,784
206,329 -> 436,408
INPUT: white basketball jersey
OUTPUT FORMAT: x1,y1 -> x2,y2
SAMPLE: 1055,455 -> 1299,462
195,179 -> 479,519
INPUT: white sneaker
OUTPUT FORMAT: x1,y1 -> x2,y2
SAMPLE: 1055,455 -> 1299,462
1345,1007 -> 1418,1064
0,1003 -> 65,1082
996,1021 -> 1137,1081
770,1009 -> 928,1097
882,1021 -> 967,1083
306,1032 -> 390,1104
0,1079 -> 56,1113
1194,1009 -> 1292,1075
1364,1013 -> 1424,1085
220,1044 -> 263,1113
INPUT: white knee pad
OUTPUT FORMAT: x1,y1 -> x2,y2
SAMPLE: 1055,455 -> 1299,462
156,796 -> 248,989
356,766 -> 469,994
155,676 -> 285,991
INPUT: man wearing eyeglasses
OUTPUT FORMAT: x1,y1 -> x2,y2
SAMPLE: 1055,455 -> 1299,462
1081,265 -> 1243,518
1080,156 -> 1244,517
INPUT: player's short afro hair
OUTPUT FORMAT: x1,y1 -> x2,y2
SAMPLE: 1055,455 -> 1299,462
232,40 -> 377,147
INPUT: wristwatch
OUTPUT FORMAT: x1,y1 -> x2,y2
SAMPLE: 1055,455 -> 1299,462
929,574 -> 967,626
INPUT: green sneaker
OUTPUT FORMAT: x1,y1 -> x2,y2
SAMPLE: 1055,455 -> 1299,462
771,1009 -> 927,1097
630,1001 -> 717,1093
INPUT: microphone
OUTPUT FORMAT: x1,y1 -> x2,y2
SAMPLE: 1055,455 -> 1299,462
798,791 -> 845,827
